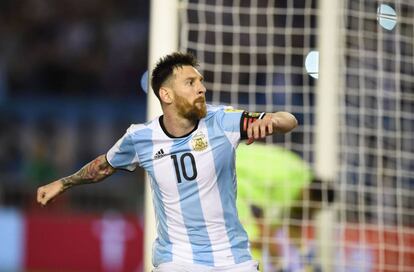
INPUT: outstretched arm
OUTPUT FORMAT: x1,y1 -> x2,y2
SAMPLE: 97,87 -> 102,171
37,154 -> 116,206
246,111 -> 297,145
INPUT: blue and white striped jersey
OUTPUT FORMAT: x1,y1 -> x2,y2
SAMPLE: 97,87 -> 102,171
106,105 -> 252,267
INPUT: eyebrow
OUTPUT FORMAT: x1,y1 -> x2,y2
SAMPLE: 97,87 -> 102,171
184,75 -> 204,82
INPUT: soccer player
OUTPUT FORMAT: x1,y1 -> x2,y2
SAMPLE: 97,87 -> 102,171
236,143 -> 313,270
236,144 -> 335,271
37,52 -> 298,272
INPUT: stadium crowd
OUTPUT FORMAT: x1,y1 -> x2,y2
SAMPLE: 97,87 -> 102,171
0,0 -> 149,212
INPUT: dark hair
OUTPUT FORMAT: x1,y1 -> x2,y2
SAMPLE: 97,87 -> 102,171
150,52 -> 199,100
288,178 -> 336,220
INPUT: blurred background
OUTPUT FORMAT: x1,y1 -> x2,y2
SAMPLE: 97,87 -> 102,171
0,0 -> 413,271
0,0 -> 148,271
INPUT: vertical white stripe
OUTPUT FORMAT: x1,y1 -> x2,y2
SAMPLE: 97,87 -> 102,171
196,122 -> 234,265
152,140 -> 194,263
224,131 -> 240,148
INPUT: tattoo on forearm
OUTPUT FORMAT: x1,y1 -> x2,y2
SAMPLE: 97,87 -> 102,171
61,155 -> 114,190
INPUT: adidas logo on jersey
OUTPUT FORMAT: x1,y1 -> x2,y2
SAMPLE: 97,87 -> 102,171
154,148 -> 166,160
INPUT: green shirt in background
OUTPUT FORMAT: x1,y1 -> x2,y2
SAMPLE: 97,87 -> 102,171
236,143 -> 313,261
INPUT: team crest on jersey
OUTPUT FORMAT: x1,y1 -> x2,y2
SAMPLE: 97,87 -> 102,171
191,132 -> 208,151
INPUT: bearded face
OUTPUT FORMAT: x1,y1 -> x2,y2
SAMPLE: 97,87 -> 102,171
175,93 -> 207,121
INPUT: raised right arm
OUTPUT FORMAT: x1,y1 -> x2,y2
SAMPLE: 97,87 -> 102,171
37,154 -> 116,206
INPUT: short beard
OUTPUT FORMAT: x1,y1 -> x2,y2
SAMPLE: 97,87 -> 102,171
175,95 -> 207,122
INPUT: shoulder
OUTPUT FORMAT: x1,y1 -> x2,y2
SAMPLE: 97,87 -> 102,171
125,117 -> 159,137
205,104 -> 243,120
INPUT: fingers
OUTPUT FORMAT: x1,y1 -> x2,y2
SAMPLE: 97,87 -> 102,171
246,137 -> 254,145
246,123 -> 258,145
260,123 -> 267,138
246,119 -> 273,144
37,180 -> 65,206
37,187 -> 49,206
246,122 -> 253,145
247,122 -> 253,140
252,123 -> 260,139
37,182 -> 60,206
267,120 -> 273,135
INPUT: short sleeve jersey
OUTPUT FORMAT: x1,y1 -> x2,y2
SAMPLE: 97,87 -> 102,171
106,105 -> 260,267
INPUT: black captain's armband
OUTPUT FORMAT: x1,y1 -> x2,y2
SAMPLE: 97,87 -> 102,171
240,111 -> 266,139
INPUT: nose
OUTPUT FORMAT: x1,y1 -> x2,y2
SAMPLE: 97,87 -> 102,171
197,82 -> 206,95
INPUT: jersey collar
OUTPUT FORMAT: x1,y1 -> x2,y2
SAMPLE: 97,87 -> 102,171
158,115 -> 199,138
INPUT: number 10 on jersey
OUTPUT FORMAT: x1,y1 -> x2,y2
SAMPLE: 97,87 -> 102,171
171,153 -> 198,183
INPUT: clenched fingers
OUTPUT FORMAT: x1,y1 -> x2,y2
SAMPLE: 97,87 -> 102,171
36,180 -> 63,206
37,187 -> 49,206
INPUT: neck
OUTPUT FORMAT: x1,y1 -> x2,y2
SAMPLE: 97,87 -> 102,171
161,112 -> 198,138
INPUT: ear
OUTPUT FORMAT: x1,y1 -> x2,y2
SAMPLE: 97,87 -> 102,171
159,87 -> 173,104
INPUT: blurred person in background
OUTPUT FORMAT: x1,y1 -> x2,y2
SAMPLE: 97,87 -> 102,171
236,143 -> 335,271
272,178 -> 334,272
37,52 -> 298,272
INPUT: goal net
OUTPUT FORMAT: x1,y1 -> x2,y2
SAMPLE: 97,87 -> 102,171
175,0 -> 414,271
336,1 -> 414,271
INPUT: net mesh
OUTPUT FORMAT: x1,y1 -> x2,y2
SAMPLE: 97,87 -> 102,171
337,1 -> 414,271
178,0 -> 414,271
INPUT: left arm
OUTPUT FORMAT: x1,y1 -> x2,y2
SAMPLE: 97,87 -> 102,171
246,111 -> 298,145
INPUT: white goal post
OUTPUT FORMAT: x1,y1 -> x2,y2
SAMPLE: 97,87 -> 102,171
145,1 -> 180,271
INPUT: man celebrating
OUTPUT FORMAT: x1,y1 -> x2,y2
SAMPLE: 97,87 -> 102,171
37,52 -> 297,272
